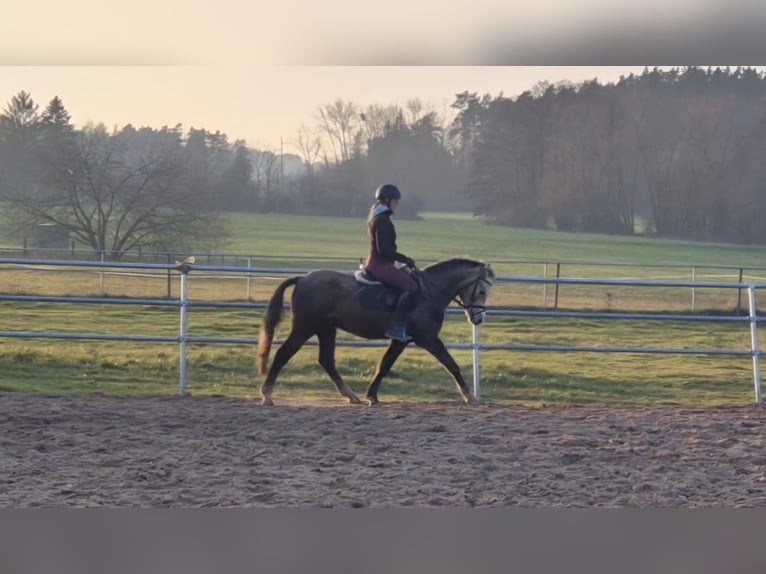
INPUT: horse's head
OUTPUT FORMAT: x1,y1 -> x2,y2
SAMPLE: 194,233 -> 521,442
420,258 -> 496,324
453,261 -> 495,325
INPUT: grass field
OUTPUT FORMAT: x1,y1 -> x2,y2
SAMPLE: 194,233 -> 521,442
2,211 -> 766,406
220,211 -> 766,271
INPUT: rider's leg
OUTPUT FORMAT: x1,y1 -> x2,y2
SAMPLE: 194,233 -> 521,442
385,289 -> 420,342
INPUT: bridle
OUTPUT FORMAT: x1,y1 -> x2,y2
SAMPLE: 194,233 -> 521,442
414,265 -> 491,321
456,273 -> 491,322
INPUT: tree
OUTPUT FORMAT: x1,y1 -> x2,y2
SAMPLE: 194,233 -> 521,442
365,110 -> 457,216
464,94 -> 550,227
359,103 -> 401,145
251,150 -> 281,210
182,128 -> 231,208
0,90 -> 40,132
292,124 -> 321,177
37,96 -> 78,195
218,141 -> 256,211
315,100 -> 359,164
40,96 -> 73,134
543,81 -> 635,234
0,91 -> 42,199
1,124 -> 228,258
447,91 -> 492,168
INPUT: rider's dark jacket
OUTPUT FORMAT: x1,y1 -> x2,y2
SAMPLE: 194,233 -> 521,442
367,205 -> 410,265
365,203 -> 417,292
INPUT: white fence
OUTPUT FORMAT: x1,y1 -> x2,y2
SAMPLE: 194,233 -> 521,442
5,246 -> 766,311
0,257 -> 763,405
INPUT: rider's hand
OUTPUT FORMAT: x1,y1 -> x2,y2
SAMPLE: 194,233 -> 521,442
405,257 -> 416,268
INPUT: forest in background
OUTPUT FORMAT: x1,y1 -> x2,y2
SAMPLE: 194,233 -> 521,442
2,66 -> 766,257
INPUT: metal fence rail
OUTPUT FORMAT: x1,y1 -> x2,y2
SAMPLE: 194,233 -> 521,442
0,257 -> 763,405
6,247 -> 766,311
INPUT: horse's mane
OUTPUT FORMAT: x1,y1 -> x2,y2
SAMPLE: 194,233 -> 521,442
423,257 -> 494,277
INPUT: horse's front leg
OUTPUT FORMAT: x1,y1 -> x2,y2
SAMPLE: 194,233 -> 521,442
365,339 -> 408,406
415,335 -> 475,404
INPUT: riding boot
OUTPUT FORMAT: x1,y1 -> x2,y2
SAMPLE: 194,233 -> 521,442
385,290 -> 420,342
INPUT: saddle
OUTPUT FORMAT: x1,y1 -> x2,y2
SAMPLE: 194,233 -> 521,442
353,264 -> 401,311
353,265 -> 382,285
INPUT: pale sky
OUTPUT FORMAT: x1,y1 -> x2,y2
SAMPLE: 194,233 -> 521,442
2,0 -> 736,65
0,66 -> 661,152
2,0 -> 760,152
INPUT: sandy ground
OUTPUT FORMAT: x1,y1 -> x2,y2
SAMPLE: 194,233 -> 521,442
1,392 -> 765,507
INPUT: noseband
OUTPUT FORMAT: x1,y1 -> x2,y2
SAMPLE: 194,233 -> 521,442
455,274 -> 491,322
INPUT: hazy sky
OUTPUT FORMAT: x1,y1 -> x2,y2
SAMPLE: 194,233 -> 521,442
0,66 -> 661,152
3,0 -> 762,152
4,0 -> 748,65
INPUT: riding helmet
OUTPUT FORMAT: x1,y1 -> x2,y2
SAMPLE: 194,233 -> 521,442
374,184 -> 401,201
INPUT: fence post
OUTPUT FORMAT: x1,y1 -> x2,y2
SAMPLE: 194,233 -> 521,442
691,266 -> 696,312
542,263 -> 548,309
166,253 -> 172,299
99,251 -> 105,296
472,323 -> 481,403
178,265 -> 191,395
737,268 -> 744,315
246,256 -> 253,300
554,263 -> 561,310
747,285 -> 762,406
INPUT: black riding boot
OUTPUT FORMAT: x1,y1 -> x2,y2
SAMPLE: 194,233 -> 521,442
385,290 -> 420,342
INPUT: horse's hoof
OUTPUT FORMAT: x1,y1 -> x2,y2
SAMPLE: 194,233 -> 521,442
346,394 -> 362,405
365,397 -> 378,407
463,395 -> 477,405
261,395 -> 274,406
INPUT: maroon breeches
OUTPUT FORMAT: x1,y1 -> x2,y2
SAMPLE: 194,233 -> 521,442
365,255 -> 417,291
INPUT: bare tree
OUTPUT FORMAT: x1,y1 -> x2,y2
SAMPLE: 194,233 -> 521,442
315,100 -> 359,164
636,92 -> 687,236
251,149 -> 281,209
359,103 -> 402,152
292,124 -> 322,176
676,93 -> 752,239
1,125 -> 228,258
436,97 -> 458,148
405,98 -> 424,125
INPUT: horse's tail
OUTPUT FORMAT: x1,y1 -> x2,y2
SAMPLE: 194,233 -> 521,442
258,276 -> 301,375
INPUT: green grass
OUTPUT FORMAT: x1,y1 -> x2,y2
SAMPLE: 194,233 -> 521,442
1,211 -> 766,406
225,211 -> 766,270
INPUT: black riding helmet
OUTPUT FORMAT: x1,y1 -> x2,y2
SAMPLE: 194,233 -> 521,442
375,184 -> 401,201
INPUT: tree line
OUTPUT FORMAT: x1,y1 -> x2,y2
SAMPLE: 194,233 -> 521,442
2,66 -> 766,258
454,66 -> 766,243
0,91 -> 466,256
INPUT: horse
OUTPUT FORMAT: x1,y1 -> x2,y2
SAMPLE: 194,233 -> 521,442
257,257 -> 495,406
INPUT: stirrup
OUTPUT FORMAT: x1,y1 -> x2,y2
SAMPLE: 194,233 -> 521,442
385,323 -> 410,342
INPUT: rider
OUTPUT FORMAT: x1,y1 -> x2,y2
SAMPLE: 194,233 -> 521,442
365,183 -> 419,342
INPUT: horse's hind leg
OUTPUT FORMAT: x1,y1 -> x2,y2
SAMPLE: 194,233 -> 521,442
317,327 -> 361,405
365,339 -> 407,406
260,328 -> 313,406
